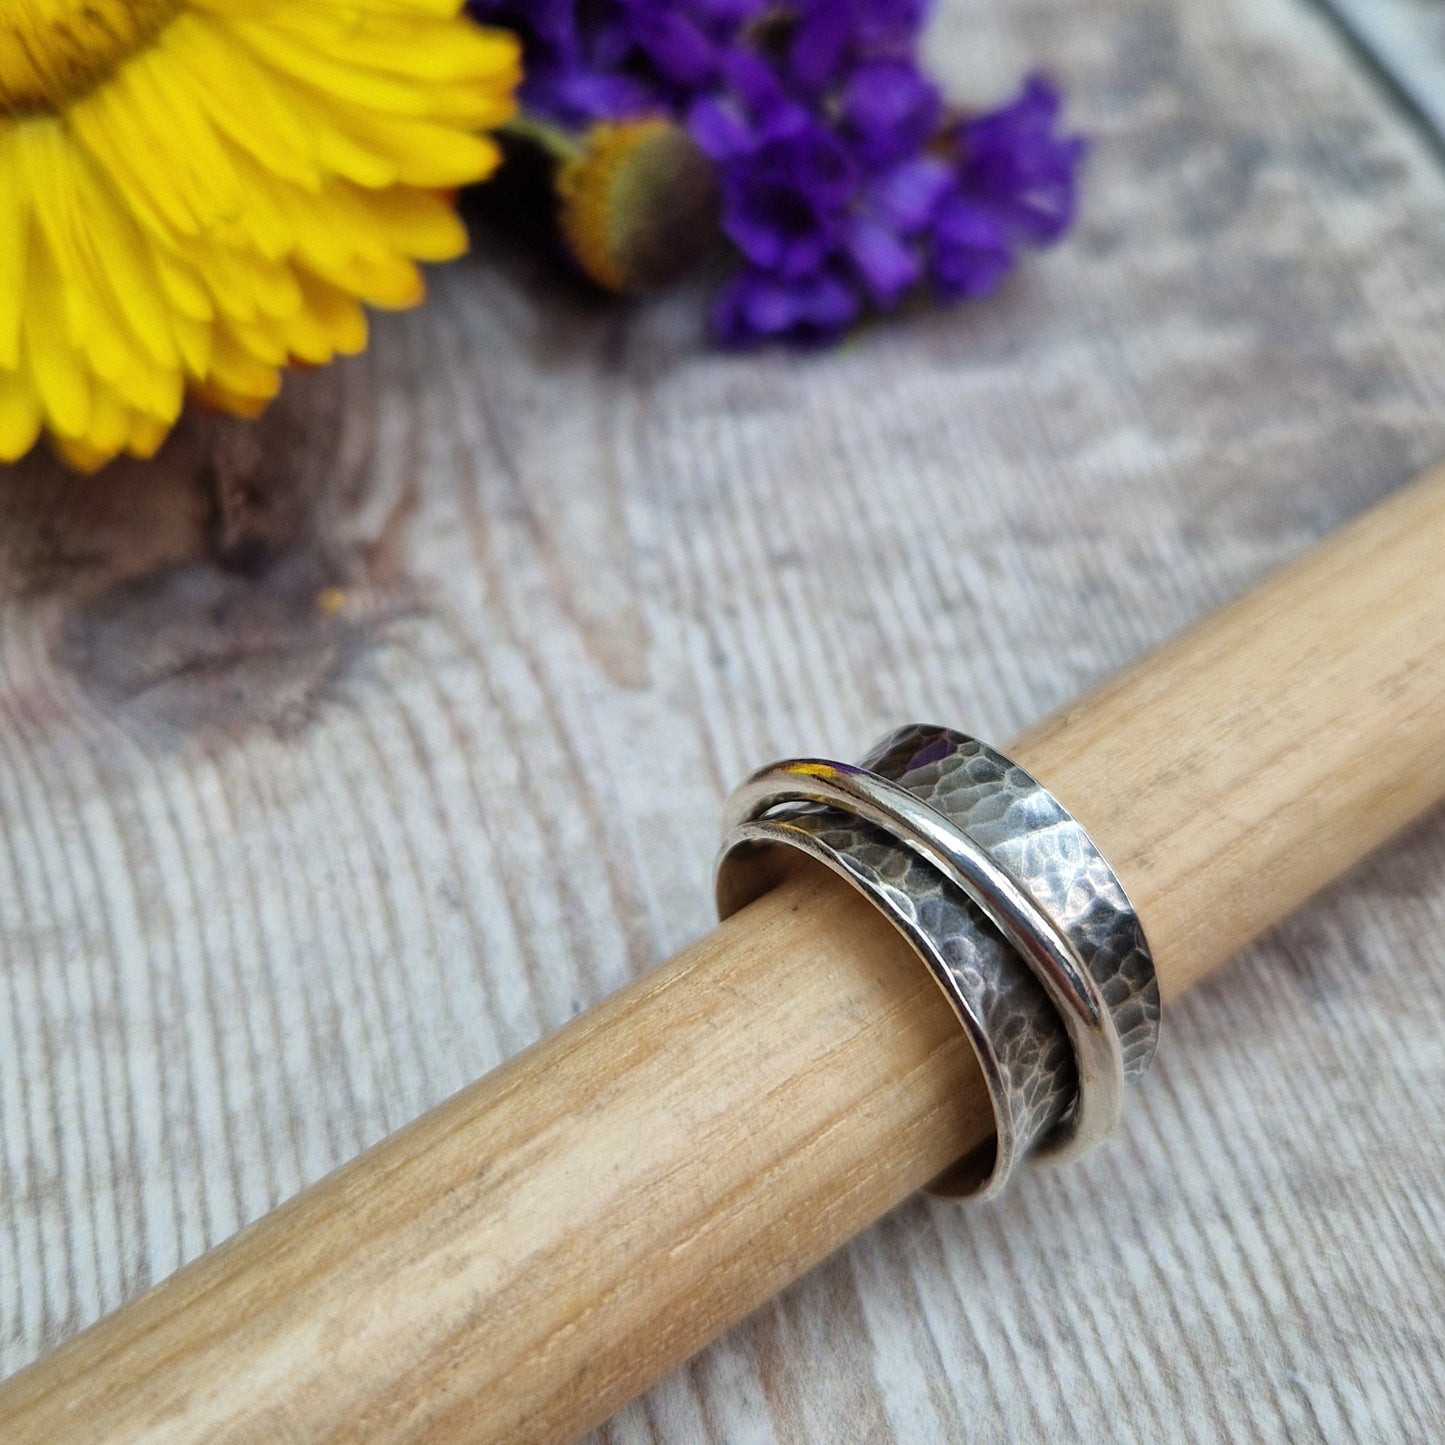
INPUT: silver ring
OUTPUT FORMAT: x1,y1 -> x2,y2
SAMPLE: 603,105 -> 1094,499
862,727 -> 1160,1092
716,725 -> 1159,1196
722,758 -> 1125,1162
717,810 -> 1074,1197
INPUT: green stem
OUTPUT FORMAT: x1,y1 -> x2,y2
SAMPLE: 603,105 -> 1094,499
502,113 -> 585,164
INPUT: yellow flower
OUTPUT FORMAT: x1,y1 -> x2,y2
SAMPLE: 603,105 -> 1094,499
0,0 -> 519,470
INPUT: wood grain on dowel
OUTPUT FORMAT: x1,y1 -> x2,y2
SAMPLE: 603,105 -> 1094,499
5,464 -> 1445,1443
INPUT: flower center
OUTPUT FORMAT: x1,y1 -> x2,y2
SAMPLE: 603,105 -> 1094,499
0,0 -> 180,116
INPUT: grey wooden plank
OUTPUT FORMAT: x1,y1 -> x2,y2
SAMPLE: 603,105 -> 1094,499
1316,0 -> 1445,148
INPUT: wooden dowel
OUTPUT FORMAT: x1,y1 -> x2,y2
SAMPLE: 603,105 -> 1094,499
1016,462 -> 1445,999
5,466 -> 1445,1442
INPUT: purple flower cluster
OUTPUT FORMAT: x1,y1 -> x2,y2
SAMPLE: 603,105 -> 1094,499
471,0 -> 1085,344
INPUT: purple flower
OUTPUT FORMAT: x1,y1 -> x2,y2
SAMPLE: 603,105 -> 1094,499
713,265 -> 862,345
691,59 -> 858,278
953,74 -> 1087,246
470,1 -> 1085,345
927,75 -> 1087,301
842,61 -> 941,165
471,0 -> 745,125
931,200 -> 1013,299
786,0 -> 932,95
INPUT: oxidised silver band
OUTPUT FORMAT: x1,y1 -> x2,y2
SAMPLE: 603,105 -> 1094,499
716,725 -> 1160,1199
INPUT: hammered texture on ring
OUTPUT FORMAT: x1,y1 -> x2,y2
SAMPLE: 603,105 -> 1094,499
715,724 -> 1160,1200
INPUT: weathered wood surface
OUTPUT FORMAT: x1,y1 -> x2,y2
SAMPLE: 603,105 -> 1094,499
1320,0 -> 1445,145
2,0 -> 1444,1439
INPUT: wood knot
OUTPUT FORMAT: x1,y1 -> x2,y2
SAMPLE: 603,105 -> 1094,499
56,550 -> 390,742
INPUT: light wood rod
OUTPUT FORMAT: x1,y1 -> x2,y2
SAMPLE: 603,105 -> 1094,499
4,466 -> 1445,1442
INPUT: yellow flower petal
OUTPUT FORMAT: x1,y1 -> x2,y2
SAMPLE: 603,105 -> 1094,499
0,147 -> 30,370
294,273 -> 370,357
271,5 -> 519,85
368,187 -> 469,262
166,17 -> 321,190
127,410 -> 171,458
20,123 -> 180,372
233,20 -> 461,119
24,236 -> 94,439
0,371 -> 43,462
1,0 -> 517,468
69,387 -> 132,468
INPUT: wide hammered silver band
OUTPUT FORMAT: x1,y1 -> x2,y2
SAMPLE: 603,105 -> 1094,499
715,725 -> 1160,1200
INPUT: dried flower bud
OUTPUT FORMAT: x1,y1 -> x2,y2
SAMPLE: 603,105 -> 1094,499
557,118 -> 720,293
